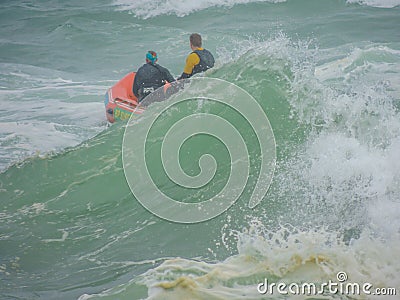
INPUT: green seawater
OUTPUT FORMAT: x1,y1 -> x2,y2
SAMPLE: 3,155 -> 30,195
1,0 -> 400,299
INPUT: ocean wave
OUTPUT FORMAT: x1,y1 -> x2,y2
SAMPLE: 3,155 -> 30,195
0,63 -> 111,171
1,2 -> 399,298
346,0 -> 400,8
112,0 -> 400,19
112,0 -> 286,18
76,32 -> 400,299
80,223 -> 400,299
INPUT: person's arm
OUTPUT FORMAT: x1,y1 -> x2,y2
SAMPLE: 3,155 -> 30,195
177,72 -> 190,80
153,65 -> 175,84
163,68 -> 176,83
178,53 -> 199,80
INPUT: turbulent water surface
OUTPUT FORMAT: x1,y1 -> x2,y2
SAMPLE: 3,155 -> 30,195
1,0 -> 400,299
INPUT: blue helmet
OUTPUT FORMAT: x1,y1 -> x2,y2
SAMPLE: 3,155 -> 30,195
146,51 -> 157,64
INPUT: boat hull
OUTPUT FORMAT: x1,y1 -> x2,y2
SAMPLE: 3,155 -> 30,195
104,72 -> 144,123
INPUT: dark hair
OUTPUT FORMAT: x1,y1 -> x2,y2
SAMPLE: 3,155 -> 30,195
190,33 -> 202,48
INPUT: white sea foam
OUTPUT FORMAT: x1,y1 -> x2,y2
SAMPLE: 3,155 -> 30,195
0,63 -> 108,171
142,226 -> 399,299
82,224 -> 399,299
112,0 -> 399,19
112,0 -> 286,18
347,0 -> 400,8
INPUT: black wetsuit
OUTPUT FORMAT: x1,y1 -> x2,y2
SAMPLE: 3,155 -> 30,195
133,63 -> 175,101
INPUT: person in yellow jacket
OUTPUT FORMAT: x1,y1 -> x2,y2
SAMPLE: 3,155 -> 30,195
178,33 -> 215,80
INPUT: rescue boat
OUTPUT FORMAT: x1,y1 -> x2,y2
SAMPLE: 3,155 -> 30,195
104,72 -> 144,123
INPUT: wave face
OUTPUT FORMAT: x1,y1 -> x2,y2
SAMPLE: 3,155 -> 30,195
1,0 -> 399,299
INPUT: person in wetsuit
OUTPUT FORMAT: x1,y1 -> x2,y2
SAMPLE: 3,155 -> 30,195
177,33 -> 215,80
133,51 -> 175,102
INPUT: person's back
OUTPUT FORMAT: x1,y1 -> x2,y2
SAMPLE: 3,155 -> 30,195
178,33 -> 215,80
133,51 -> 175,101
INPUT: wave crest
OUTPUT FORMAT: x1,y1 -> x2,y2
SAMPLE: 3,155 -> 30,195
112,0 -> 286,18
